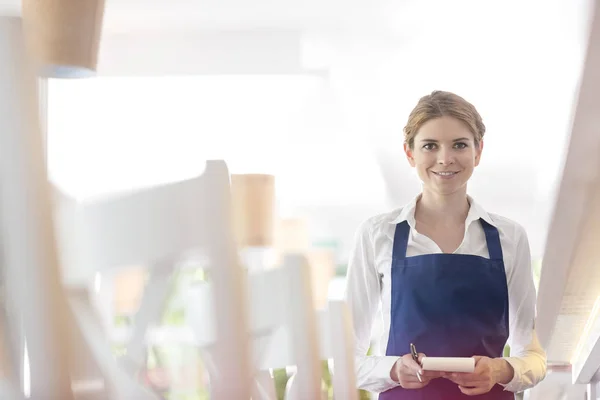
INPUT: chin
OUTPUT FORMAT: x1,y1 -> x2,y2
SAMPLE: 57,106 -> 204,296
437,188 -> 464,196
423,182 -> 468,196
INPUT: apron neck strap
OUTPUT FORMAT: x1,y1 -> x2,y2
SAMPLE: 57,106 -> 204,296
392,221 -> 411,260
479,218 -> 504,261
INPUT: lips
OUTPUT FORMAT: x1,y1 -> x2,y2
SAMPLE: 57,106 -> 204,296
432,171 -> 459,179
432,171 -> 458,176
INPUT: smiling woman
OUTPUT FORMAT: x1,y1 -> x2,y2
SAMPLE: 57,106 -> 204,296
345,90 -> 547,399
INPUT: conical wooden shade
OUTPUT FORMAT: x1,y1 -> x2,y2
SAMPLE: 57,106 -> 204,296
114,267 -> 146,315
307,249 -> 335,309
231,174 -> 276,247
276,218 -> 310,253
22,0 -> 106,78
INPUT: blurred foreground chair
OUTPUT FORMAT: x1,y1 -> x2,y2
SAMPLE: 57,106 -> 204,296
54,160 -> 252,399
186,253 -> 359,400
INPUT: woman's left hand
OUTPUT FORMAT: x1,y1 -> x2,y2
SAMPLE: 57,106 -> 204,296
444,356 -> 514,396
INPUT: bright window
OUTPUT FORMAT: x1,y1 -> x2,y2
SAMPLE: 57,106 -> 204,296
47,75 -> 386,209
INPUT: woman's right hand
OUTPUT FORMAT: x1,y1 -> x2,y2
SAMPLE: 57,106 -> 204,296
390,353 -> 445,389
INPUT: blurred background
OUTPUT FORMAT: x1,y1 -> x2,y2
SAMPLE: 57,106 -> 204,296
47,0 -> 592,274
2,0 -> 598,398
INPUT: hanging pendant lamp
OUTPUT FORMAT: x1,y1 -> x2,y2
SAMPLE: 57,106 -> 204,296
231,174 -> 276,248
22,0 -> 106,78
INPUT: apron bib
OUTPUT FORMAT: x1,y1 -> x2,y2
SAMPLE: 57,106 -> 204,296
379,219 -> 513,400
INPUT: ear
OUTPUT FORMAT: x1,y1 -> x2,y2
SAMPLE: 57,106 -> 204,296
404,142 -> 416,167
474,139 -> 484,167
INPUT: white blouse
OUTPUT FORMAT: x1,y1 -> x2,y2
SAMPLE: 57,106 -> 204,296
344,195 -> 547,394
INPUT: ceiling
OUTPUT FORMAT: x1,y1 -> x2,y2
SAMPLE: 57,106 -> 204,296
0,0 -> 592,35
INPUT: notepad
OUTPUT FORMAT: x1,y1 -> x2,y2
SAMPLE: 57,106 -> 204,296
421,357 -> 475,373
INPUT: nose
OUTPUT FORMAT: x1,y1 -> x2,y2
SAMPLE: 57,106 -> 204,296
437,148 -> 455,165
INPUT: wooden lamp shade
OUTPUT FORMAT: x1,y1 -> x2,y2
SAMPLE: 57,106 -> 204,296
22,0 -> 106,78
276,218 -> 311,254
274,217 -> 334,308
307,249 -> 335,309
113,267 -> 146,315
231,174 -> 276,248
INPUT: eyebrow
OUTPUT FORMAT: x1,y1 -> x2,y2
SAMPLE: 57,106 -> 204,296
419,137 -> 471,142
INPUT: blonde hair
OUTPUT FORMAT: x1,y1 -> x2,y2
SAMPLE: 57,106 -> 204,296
403,91 -> 486,148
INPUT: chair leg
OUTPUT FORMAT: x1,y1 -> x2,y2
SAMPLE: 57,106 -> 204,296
124,263 -> 175,376
68,290 -> 160,400
65,293 -> 107,400
252,369 -> 277,400
0,304 -> 23,399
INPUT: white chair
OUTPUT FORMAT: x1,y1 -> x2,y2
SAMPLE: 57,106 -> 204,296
279,300 -> 359,400
186,253 -> 360,400
186,254 -> 323,399
53,160 -> 253,399
0,17 -> 74,400
0,306 -> 25,400
319,301 -> 359,400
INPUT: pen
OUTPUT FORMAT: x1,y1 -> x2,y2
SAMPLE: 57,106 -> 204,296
410,343 -> 422,383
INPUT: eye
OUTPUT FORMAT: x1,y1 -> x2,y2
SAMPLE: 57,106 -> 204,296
454,142 -> 468,149
423,143 -> 437,150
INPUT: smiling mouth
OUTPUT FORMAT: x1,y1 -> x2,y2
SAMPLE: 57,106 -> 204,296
432,171 -> 459,176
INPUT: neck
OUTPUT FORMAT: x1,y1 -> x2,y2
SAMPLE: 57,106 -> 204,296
416,187 -> 470,226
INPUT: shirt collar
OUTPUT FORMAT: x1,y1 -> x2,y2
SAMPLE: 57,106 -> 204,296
389,194 -> 496,228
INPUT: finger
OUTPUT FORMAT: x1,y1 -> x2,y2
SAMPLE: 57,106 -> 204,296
447,374 -> 488,387
459,385 -> 489,396
399,371 -> 422,384
400,370 -> 436,387
451,372 -> 476,378
401,381 -> 428,389
401,356 -> 423,375
420,370 -> 445,379
421,375 -> 438,384
450,372 -> 486,382
400,375 -> 432,389
471,356 -> 491,376
452,378 -> 489,387
400,366 -> 424,385
446,372 -> 469,385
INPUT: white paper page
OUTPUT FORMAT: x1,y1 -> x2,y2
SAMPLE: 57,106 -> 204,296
421,357 -> 475,373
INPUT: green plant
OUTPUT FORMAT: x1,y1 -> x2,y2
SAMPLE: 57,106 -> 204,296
532,258 -> 542,291
273,361 -> 369,400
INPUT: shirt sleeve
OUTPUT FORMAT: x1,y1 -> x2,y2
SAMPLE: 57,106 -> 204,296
500,224 -> 547,392
344,219 -> 402,393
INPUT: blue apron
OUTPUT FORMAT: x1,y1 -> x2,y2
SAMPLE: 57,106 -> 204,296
379,219 -> 513,400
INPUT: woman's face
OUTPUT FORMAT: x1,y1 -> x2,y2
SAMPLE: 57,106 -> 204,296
404,116 -> 483,196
